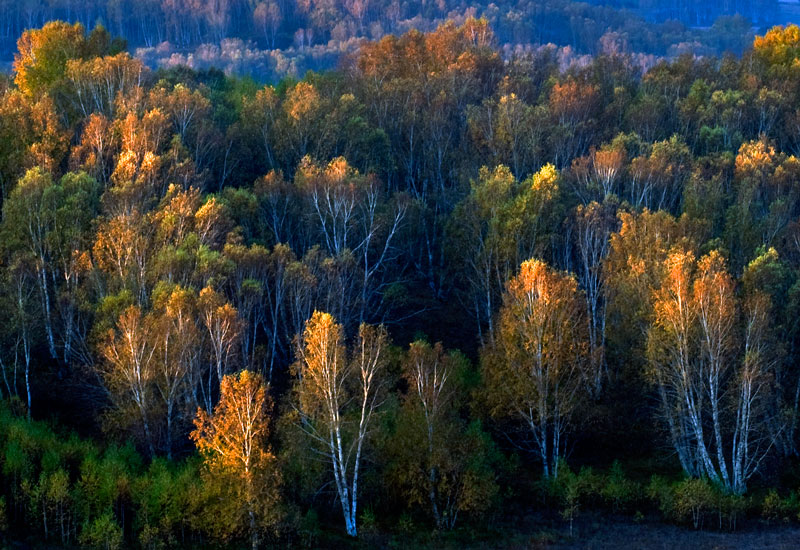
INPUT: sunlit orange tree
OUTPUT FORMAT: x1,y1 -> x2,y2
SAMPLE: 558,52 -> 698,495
647,249 -> 778,493
191,370 -> 281,549
292,311 -> 389,537
482,259 -> 589,478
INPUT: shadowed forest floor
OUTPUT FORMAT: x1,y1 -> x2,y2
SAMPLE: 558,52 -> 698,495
340,515 -> 800,550
548,520 -> 800,550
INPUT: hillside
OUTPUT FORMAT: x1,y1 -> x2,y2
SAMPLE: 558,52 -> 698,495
2,15 -> 800,550
0,0 -> 787,81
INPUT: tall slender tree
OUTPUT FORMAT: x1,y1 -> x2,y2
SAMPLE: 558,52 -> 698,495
293,311 -> 389,536
483,259 -> 589,478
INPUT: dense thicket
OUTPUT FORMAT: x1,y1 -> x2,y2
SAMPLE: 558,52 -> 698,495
5,17 -> 800,548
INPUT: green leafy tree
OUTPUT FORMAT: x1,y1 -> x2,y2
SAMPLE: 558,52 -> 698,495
388,340 -> 498,529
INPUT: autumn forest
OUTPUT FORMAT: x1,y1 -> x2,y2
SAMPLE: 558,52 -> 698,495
5,11 -> 800,549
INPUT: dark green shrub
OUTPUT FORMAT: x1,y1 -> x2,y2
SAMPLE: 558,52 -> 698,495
79,511 -> 123,550
601,461 -> 642,513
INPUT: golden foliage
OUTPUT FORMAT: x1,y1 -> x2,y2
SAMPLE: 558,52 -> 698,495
191,370 -> 274,479
191,370 -> 282,543
14,21 -> 86,98
529,162 -> 559,198
735,138 -> 778,181
285,82 -> 320,122
292,311 -> 346,419
483,258 -> 588,476
549,80 -> 599,125
754,24 -> 800,73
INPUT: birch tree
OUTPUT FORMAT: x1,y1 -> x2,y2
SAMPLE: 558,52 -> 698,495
297,156 -> 406,326
292,311 -> 389,537
99,305 -> 157,456
8,258 -> 36,419
192,370 -> 280,550
198,286 -> 242,413
153,285 -> 198,458
648,249 -> 716,479
482,259 -> 589,478
404,341 -> 454,528
571,199 -> 617,396
647,249 -> 778,493
448,164 -> 560,345
392,340 -> 498,530
4,167 -> 58,360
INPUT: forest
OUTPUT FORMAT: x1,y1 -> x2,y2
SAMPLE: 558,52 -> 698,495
5,14 -> 800,549
0,0 -> 776,81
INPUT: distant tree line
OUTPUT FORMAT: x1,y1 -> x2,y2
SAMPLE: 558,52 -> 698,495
0,0 -> 770,81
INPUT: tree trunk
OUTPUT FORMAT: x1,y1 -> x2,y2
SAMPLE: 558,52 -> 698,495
25,352 -> 31,420
38,265 -> 57,360
710,374 -> 731,490
166,401 -> 173,460
427,422 -> 441,528
140,406 -> 156,457
249,497 -> 258,550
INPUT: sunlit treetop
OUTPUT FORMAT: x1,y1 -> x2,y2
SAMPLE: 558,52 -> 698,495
753,24 -> 800,75
14,22 -> 125,99
530,163 -> 559,197
355,17 -> 500,81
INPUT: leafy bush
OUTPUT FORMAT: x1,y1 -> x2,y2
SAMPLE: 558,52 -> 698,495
716,491 -> 747,531
553,461 -> 604,536
762,489 -> 799,524
79,512 -> 123,550
297,509 -> 321,548
672,478 -> 717,529
601,461 -> 643,513
647,475 -> 677,520
648,476 -> 746,531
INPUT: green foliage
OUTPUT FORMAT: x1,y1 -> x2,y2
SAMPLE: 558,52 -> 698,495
672,478 -> 718,529
359,506 -> 379,537
601,461 -> 643,513
552,461 -> 604,536
131,458 -> 191,547
384,341 -> 501,531
0,403 -> 280,547
0,496 -> 7,536
762,489 -> 800,524
297,508 -> 321,548
647,476 -> 749,530
79,512 -> 123,550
